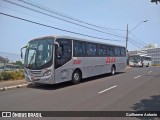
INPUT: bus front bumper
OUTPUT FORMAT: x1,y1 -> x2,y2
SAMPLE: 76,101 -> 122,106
25,74 -> 54,84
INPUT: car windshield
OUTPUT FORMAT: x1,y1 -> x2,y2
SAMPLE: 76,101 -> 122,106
24,39 -> 53,69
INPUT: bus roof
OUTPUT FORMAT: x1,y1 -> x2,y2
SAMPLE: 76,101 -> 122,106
30,35 -> 125,48
130,54 -> 151,57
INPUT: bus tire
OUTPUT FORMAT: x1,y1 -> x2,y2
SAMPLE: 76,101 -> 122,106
146,63 -> 149,67
111,65 -> 116,75
72,69 -> 81,84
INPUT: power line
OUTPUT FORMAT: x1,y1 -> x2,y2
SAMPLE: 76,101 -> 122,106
17,0 -> 125,32
0,4 -> 98,34
130,33 -> 147,46
0,12 -> 122,42
0,4 -> 99,35
129,38 -> 145,47
129,40 -> 142,49
3,0 -> 125,39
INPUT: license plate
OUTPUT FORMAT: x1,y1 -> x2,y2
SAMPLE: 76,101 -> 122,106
31,77 -> 40,81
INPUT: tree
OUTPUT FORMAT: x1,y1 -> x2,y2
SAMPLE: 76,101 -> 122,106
151,0 -> 160,4
12,61 -> 24,69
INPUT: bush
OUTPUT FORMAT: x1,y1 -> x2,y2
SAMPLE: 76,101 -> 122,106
12,71 -> 24,80
0,71 -> 14,80
0,73 -> 2,80
0,70 -> 24,81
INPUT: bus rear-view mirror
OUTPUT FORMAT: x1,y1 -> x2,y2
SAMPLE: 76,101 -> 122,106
21,46 -> 27,59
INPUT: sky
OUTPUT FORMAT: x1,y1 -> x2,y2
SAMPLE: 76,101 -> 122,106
0,0 -> 160,54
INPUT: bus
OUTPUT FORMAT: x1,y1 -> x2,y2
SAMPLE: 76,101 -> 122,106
21,35 -> 127,85
129,55 -> 151,67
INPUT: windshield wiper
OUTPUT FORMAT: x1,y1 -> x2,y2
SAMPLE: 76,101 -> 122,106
27,49 -> 36,68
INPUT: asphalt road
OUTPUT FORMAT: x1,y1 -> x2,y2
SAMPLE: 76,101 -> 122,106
0,66 -> 160,120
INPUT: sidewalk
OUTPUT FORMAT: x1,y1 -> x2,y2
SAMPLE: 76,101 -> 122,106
125,66 -> 132,69
0,79 -> 29,91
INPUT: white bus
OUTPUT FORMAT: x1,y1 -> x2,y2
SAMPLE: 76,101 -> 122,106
21,35 -> 127,84
129,55 -> 151,67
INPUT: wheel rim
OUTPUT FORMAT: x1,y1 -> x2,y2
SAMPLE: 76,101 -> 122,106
112,67 -> 115,75
74,73 -> 79,81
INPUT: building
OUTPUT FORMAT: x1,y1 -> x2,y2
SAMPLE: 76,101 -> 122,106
129,44 -> 160,65
147,47 -> 160,64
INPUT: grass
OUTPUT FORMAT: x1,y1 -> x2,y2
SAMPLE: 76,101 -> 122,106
152,64 -> 160,66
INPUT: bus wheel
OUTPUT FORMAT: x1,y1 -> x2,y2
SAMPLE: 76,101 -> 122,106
146,63 -> 149,67
111,66 -> 116,75
72,70 -> 81,84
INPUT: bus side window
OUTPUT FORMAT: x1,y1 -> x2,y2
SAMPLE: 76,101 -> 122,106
73,41 -> 86,57
115,47 -> 121,57
102,45 -> 107,56
120,47 -> 126,56
86,43 -> 97,56
109,46 -> 115,57
97,44 -> 102,56
81,42 -> 86,56
73,41 -> 79,56
106,46 -> 110,56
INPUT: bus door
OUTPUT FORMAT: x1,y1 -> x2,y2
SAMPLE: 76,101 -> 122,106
54,39 -> 72,83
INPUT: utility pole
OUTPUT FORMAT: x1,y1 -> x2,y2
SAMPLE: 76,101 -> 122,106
126,24 -> 129,65
126,24 -> 128,54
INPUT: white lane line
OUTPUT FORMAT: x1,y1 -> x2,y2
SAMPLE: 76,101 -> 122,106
148,71 -> 152,73
134,75 -> 141,79
98,85 -> 117,94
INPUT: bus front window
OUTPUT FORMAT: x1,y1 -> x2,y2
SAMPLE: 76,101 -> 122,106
24,39 -> 53,69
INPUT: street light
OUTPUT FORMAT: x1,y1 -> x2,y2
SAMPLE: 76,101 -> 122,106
129,20 -> 148,34
126,20 -> 148,51
126,20 -> 148,65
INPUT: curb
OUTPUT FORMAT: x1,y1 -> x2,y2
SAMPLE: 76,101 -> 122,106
0,84 -> 29,92
125,67 -> 132,69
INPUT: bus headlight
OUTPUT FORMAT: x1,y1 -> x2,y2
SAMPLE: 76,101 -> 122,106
43,69 -> 51,76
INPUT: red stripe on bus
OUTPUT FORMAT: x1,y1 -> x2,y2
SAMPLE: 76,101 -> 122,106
106,57 -> 116,64
73,60 -> 81,64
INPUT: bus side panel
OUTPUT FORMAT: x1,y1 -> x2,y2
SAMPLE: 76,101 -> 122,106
54,67 -> 73,84
54,57 -> 126,84
115,57 -> 127,71
143,60 -> 151,66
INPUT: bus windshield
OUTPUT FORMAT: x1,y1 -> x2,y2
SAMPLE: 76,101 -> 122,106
24,39 -> 53,69
129,55 -> 141,63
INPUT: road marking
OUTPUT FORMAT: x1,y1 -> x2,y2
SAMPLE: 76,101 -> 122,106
134,75 -> 141,79
98,85 -> 117,94
148,71 -> 152,73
